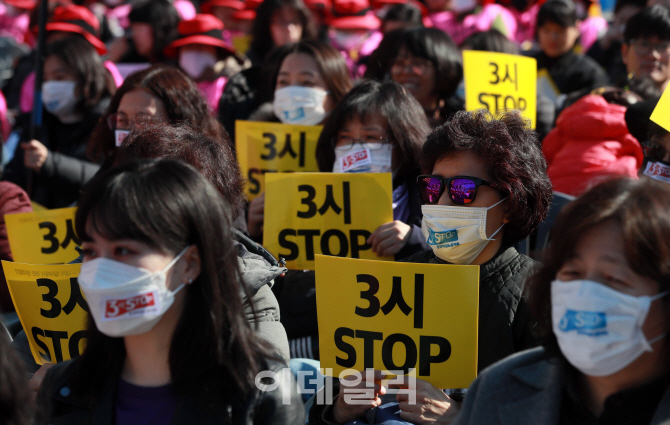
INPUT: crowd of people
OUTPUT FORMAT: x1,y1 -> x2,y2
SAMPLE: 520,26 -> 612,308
0,0 -> 668,423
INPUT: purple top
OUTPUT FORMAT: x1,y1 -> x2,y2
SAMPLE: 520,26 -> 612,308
115,379 -> 177,425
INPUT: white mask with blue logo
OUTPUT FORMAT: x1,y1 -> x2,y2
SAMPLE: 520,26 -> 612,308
273,86 -> 328,126
420,197 -> 506,265
551,279 -> 668,377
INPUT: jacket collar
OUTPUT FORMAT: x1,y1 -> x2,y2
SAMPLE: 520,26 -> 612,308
479,246 -> 521,281
498,350 -> 564,425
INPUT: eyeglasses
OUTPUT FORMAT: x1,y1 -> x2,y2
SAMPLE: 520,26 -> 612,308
390,57 -> 433,75
642,139 -> 669,162
417,175 -> 494,205
332,135 -> 390,150
630,39 -> 670,56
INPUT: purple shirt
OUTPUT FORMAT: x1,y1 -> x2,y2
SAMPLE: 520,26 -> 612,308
115,379 -> 177,425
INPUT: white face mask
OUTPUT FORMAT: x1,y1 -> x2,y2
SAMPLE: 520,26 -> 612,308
273,86 -> 328,126
179,50 -> 217,79
331,30 -> 369,50
78,248 -> 189,337
451,0 -> 477,13
420,197 -> 506,265
42,81 -> 80,120
643,161 -> 670,185
552,279 -> 668,377
115,129 -> 130,147
332,143 -> 393,173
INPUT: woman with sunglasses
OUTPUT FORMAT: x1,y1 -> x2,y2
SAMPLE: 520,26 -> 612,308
453,177 -> 670,425
309,109 -> 553,425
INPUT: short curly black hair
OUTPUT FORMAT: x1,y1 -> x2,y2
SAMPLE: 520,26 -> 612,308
421,109 -> 553,245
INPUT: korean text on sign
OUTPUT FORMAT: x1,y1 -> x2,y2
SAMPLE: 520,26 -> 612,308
263,173 -> 393,270
463,50 -> 537,129
316,256 -> 479,389
235,120 -> 322,200
6,207 -> 80,264
4,262 -> 88,365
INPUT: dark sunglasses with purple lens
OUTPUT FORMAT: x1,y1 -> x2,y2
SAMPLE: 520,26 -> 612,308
417,175 -> 494,205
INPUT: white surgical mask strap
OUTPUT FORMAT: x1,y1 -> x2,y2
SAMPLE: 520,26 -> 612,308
486,196 -> 508,211
651,290 -> 669,302
162,246 -> 190,275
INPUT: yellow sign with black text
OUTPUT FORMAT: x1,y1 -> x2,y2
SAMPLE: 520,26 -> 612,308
6,207 -> 80,264
4,262 -> 87,365
463,50 -> 537,128
316,256 -> 479,389
235,121 -> 322,200
263,173 -> 393,270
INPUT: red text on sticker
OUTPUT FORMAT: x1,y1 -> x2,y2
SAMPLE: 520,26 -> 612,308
105,292 -> 155,319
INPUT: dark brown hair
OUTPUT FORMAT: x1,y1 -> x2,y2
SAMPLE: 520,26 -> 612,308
527,177 -> 670,355
421,109 -> 553,245
87,65 -> 227,163
114,121 -> 246,218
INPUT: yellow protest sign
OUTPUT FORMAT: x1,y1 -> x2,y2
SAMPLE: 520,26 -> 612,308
651,83 -> 670,132
6,207 -> 80,264
4,261 -> 87,365
316,256 -> 479,389
235,120 -> 322,200
232,34 -> 252,54
463,50 -> 537,128
263,173 -> 393,270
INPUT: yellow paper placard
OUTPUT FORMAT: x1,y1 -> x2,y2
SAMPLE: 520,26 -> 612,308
263,173 -> 393,270
315,256 -> 479,389
232,34 -> 252,54
5,207 -> 80,264
4,261 -> 87,365
463,50 -> 537,128
235,120 -> 322,200
651,83 -> 670,132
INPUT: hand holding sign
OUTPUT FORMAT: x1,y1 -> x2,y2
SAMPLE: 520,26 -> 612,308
332,370 -> 388,423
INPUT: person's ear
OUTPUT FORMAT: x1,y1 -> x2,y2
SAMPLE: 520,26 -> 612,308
502,198 -> 511,224
621,42 -> 630,65
182,245 -> 201,285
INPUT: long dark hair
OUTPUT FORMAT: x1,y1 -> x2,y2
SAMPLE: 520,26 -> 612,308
87,65 -> 227,162
128,0 -> 180,63
44,37 -> 115,112
527,177 -> 670,357
0,328 -> 31,425
249,0 -> 317,62
72,159 -> 272,398
316,80 -> 430,186
270,39 -> 352,102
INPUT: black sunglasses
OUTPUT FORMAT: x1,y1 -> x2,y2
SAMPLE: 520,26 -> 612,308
417,175 -> 494,205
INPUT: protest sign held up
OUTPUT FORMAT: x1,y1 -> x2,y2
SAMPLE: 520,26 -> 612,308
6,207 -> 80,265
4,262 -> 87,365
263,173 -> 393,270
316,255 -> 480,389
235,120 -> 322,200
463,51 -> 537,128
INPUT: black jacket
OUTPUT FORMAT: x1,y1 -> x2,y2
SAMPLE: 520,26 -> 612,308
37,357 -> 305,425
526,50 -> 609,96
402,245 -> 538,371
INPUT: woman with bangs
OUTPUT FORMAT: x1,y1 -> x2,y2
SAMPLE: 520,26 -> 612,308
36,159 -> 304,425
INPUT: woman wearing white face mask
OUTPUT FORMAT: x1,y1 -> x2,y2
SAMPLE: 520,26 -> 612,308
309,109 -> 553,425
246,39 -> 352,240
3,37 -> 115,209
164,14 -> 249,115
453,177 -> 670,425
36,158 -> 304,425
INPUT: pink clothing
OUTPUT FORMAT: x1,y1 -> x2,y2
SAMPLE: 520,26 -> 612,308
0,91 -> 10,142
106,4 -> 132,30
512,3 -> 539,45
543,95 -> 643,196
174,0 -> 196,20
429,4 -> 517,45
197,76 -> 227,115
335,30 -> 383,79
0,5 -> 29,45
579,16 -> 607,52
20,61 -> 124,114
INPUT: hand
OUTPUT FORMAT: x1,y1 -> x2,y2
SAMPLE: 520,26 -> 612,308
21,140 -> 49,171
368,221 -> 412,257
247,193 -> 265,239
28,363 -> 54,403
389,377 -> 460,425
332,370 -> 387,424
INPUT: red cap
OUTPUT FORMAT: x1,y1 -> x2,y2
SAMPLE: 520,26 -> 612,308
245,0 -> 263,8
305,0 -> 332,13
4,0 -> 37,10
200,0 -> 245,14
328,0 -> 380,30
46,5 -> 107,55
164,14 -> 235,57
232,8 -> 256,20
